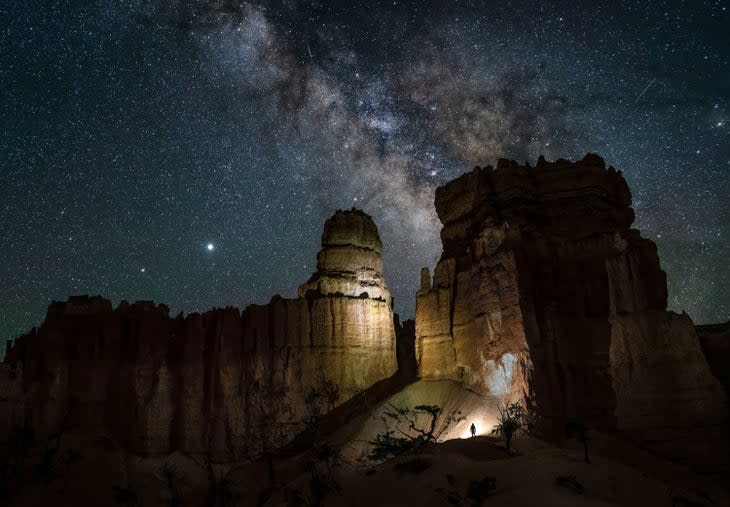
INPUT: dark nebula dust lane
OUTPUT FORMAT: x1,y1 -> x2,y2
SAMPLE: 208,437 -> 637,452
1,0 -> 728,346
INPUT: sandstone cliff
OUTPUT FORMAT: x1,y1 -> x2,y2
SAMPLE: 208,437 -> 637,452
2,209 -> 397,461
697,321 -> 730,397
415,154 -> 726,436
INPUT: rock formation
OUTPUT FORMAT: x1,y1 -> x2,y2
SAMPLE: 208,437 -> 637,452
1,209 -> 397,461
697,321 -> 730,397
415,154 -> 726,436
2,157 -> 727,466
299,208 -> 391,305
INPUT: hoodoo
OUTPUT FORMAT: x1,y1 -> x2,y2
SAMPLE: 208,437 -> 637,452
415,154 -> 726,436
1,208 -> 397,461
1,157 -> 726,469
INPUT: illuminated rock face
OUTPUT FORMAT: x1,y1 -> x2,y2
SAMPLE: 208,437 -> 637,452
416,154 -> 726,435
299,208 -> 391,305
2,209 -> 397,461
696,322 -> 730,398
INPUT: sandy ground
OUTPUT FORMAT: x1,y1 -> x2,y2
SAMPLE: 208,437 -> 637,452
254,431 -> 730,507
5,429 -> 729,507
326,436 -> 729,507
330,379 -> 504,461
4,380 -> 728,506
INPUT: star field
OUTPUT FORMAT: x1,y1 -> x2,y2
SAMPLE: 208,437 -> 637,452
1,0 -> 728,348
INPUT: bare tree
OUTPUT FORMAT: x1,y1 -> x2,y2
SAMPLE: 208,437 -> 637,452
368,404 -> 464,462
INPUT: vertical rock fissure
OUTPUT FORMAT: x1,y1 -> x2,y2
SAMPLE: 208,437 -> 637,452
0,208 -> 399,459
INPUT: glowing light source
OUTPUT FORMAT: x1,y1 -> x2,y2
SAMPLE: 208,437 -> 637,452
457,415 -> 497,439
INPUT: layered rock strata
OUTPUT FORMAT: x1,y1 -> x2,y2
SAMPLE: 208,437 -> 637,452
415,154 -> 726,435
2,209 -> 397,461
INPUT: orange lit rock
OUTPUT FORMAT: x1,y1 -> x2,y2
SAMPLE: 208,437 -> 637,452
2,209 -> 397,461
299,208 -> 391,304
416,154 -> 726,435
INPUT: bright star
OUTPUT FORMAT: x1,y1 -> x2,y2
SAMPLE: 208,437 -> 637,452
207,243 -> 214,251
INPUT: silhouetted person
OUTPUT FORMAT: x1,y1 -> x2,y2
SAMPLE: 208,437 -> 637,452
470,422 -> 476,438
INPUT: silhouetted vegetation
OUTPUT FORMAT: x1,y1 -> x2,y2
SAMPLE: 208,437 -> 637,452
490,403 -> 524,453
368,404 -> 464,461
285,379 -> 343,507
302,378 -> 340,425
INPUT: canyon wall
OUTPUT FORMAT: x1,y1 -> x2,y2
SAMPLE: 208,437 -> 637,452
697,321 -> 730,397
3,159 -> 726,461
1,209 -> 397,461
415,154 -> 726,436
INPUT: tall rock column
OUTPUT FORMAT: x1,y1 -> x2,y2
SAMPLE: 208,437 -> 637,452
2,208 -> 398,461
416,154 -> 726,435
298,208 -> 398,400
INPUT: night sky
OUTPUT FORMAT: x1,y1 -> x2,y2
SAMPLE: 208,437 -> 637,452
1,1 -> 728,348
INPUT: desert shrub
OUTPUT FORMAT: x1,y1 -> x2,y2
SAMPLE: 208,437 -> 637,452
368,429 -> 419,461
490,403 -> 523,453
285,379 -> 343,507
303,379 -> 339,424
368,404 -> 464,461
285,442 -> 342,507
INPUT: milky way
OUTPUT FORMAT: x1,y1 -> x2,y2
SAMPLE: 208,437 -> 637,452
1,0 -> 728,346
